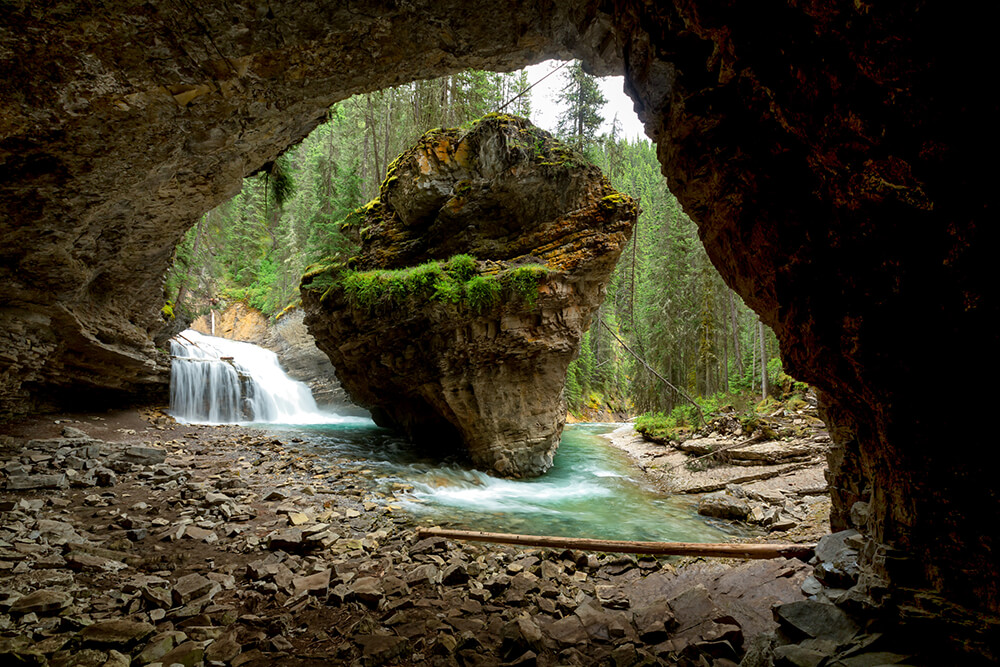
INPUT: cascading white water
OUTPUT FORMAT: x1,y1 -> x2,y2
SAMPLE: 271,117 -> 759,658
169,329 -> 352,425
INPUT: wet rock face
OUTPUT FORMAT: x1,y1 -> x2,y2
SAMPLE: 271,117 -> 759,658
0,0 -> 996,640
301,116 -> 636,477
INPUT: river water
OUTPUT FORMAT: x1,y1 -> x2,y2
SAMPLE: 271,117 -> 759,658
266,420 -> 733,543
169,330 -> 734,543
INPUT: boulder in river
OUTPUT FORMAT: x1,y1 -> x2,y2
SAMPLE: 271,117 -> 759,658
301,114 -> 636,477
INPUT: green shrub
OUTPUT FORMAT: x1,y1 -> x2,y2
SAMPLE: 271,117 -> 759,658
635,410 -> 692,442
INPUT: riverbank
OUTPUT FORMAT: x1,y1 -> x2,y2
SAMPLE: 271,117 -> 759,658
603,420 -> 832,544
0,408 -> 821,666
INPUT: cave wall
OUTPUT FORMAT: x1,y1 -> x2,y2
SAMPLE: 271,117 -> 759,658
1,0 -> 996,643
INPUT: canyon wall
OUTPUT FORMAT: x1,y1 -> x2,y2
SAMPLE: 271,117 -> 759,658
1,0 -> 996,648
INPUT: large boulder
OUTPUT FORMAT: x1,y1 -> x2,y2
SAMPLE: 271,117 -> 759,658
300,115 -> 636,477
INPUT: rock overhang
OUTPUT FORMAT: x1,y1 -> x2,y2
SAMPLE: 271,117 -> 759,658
0,0 -> 996,653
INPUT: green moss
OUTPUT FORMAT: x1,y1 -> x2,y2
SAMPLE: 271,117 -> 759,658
318,255 -> 552,315
276,300 -> 301,320
433,279 -> 464,303
466,275 -> 502,312
161,302 -> 175,320
502,264 -> 549,306
300,258 -> 347,293
446,254 -> 477,281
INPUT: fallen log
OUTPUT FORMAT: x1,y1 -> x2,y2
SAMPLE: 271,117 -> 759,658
416,527 -> 815,560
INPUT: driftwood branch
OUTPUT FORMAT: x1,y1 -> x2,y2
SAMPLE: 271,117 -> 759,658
416,527 -> 815,560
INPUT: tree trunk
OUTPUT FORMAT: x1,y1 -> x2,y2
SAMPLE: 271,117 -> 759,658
722,308 -> 729,393
759,320 -> 769,400
416,527 -> 815,560
730,291 -> 743,375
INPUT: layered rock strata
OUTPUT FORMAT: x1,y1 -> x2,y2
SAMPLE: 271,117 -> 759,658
301,115 -> 636,477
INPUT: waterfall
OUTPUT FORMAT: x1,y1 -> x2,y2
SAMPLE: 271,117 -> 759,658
169,329 -> 349,425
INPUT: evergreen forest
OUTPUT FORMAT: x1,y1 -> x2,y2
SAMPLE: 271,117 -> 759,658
164,63 -> 803,433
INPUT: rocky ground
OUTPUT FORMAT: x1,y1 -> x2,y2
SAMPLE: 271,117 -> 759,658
0,409 -> 917,666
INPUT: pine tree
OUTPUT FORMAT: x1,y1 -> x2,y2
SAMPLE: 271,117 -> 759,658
555,61 -> 607,151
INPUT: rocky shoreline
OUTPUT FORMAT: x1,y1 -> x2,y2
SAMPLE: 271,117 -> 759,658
0,409 -> 822,666
0,410 -> 925,666
602,416 -> 832,546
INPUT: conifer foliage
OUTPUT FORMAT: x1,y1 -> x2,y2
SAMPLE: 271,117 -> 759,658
164,63 -> 785,417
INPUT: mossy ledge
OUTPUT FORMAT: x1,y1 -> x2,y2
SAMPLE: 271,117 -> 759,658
300,115 -> 636,477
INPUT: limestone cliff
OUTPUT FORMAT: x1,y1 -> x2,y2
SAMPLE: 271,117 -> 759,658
300,115 -> 636,477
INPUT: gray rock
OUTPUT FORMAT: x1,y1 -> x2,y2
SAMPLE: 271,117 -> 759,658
610,643 -> 638,667
442,562 -> 470,586
848,502 -> 870,529
595,584 -> 630,609
800,575 -> 823,596
697,492 -> 750,521
547,615 -> 589,646
205,633 -> 242,663
48,648 -> 110,666
575,601 -> 613,642
36,519 -> 85,545
634,601 -> 674,642
158,640 -> 204,667
835,651 -> 912,667
268,528 -> 315,552
775,600 -> 859,643
61,426 -> 91,439
79,619 -> 155,648
405,563 -> 440,585
122,446 -> 167,465
769,516 -> 798,532
6,474 -> 68,490
263,488 -> 289,501
356,634 -> 408,665
172,573 -> 214,604
292,570 -> 331,596
773,644 -> 829,667
815,530 -> 860,565
204,491 -> 231,505
65,552 -> 126,572
91,467 -> 118,487
351,577 -> 384,607
135,630 -> 187,664
813,530 -> 860,587
9,589 -> 73,614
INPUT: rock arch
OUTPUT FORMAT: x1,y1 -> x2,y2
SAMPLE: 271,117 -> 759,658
1,0 -> 996,650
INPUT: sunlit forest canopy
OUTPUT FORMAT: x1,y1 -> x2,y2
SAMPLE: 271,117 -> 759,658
165,63 -> 789,419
